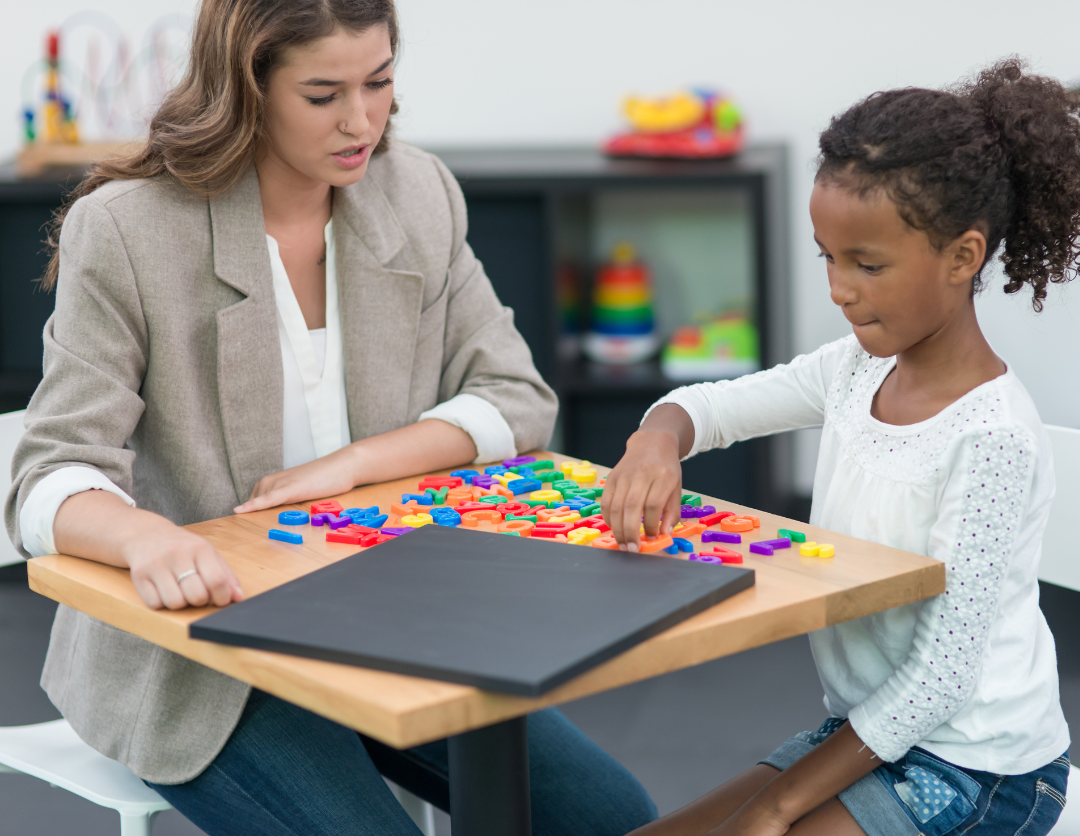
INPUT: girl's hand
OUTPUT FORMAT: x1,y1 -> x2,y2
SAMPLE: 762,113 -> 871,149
602,428 -> 684,551
705,803 -> 790,836
601,404 -> 696,551
234,446 -> 360,514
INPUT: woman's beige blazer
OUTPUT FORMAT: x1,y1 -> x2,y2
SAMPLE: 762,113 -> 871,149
5,141 -> 558,784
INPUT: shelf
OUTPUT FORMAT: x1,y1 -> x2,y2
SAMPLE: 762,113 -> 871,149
428,144 -> 786,193
557,358 -> 739,395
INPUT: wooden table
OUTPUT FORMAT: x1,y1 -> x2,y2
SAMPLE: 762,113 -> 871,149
27,453 -> 944,836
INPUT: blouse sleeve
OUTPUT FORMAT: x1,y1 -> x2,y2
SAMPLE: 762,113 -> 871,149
847,425 -> 1037,762
19,466 -> 136,557
418,392 -> 517,464
644,337 -> 854,459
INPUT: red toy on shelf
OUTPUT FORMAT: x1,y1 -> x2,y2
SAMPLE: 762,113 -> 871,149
603,88 -> 744,160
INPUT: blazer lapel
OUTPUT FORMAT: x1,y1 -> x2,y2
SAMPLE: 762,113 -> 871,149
334,176 -> 425,440
209,167 -> 284,502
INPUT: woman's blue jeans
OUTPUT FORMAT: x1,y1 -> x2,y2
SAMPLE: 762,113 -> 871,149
148,689 -> 657,835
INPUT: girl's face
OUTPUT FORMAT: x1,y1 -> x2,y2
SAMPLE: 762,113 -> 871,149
262,26 -> 394,188
809,181 -> 985,358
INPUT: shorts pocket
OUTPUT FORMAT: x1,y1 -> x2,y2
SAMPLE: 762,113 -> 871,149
893,765 -> 963,824
875,750 -> 980,836
1016,779 -> 1066,835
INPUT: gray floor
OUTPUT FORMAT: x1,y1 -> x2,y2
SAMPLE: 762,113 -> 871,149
3,566 -> 1079,835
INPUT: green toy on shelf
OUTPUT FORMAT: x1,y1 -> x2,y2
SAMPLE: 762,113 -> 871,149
661,313 -> 760,381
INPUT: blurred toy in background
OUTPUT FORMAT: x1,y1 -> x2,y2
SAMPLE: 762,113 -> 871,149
556,262 -> 582,361
584,243 -> 660,364
29,31 -> 80,146
661,309 -> 759,381
17,13 -> 188,175
603,88 -> 744,159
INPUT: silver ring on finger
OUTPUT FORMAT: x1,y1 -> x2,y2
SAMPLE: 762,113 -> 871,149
176,569 -> 198,584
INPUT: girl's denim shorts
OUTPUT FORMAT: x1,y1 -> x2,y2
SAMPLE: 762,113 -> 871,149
760,718 -> 1069,836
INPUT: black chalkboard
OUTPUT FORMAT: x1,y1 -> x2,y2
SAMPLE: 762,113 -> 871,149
190,525 -> 754,696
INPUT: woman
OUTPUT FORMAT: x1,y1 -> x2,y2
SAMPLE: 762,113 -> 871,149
6,0 -> 658,833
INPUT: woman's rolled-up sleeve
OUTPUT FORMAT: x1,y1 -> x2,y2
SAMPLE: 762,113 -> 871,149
5,194 -> 149,556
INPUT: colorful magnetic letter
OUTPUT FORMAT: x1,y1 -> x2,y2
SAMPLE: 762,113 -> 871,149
507,478 -> 542,495
269,529 -> 303,544
702,530 -> 741,544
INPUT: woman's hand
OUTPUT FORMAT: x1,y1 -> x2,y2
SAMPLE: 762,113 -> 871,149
54,490 -> 244,611
601,404 -> 696,551
120,523 -> 244,611
235,446 -> 360,514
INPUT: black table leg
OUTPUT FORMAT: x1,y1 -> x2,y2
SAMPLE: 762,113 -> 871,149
448,716 -> 531,836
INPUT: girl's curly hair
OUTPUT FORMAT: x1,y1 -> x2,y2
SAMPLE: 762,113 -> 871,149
817,58 -> 1080,310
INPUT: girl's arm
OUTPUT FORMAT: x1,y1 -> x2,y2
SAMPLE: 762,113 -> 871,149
702,424 -> 1037,834
602,404 -> 694,549
715,722 -> 880,835
603,338 -> 853,548
844,426 -> 1036,761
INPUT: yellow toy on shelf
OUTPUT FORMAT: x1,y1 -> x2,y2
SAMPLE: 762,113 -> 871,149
604,87 -> 745,159
623,91 -> 706,134
32,31 -> 79,146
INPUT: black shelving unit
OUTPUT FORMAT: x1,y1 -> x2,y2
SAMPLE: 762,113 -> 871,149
432,145 -> 792,511
0,143 -> 791,510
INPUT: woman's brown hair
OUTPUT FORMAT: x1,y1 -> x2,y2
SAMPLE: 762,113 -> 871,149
42,0 -> 399,290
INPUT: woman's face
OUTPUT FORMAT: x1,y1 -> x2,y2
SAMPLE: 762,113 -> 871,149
262,25 -> 394,188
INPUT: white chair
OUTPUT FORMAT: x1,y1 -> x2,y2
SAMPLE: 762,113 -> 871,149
1040,425 -> 1080,833
0,408 -> 174,834
0,408 -> 436,835
389,780 -> 438,834
0,720 -> 172,835
0,409 -> 28,567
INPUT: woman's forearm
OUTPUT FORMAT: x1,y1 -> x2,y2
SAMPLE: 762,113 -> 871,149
55,490 -> 173,567
54,490 -> 243,610
346,418 -> 478,486
235,418 -> 480,514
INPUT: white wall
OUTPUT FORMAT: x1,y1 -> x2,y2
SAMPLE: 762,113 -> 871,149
5,0 -> 1080,491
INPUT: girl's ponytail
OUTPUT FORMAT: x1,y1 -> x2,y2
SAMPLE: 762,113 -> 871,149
963,61 -> 1080,307
818,58 -> 1080,310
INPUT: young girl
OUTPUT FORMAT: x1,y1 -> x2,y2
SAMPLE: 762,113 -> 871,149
603,59 -> 1080,836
